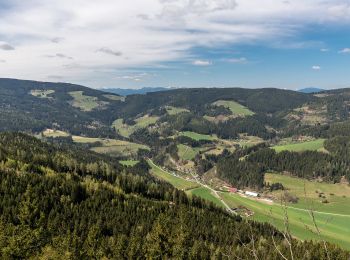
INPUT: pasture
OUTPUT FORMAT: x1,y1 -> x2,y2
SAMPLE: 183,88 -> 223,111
272,139 -> 325,152
186,187 -> 224,208
103,94 -> 125,102
30,89 -> 55,99
177,144 -> 201,161
221,192 -> 350,250
213,100 -> 254,117
72,135 -> 149,157
148,159 -> 199,190
179,131 -> 215,141
265,173 -> 350,215
146,161 -> 350,249
120,160 -> 139,166
69,91 -> 108,111
42,129 -> 70,137
112,115 -> 159,137
165,106 -> 189,115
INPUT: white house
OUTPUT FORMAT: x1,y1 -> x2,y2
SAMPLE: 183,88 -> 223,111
245,191 -> 259,197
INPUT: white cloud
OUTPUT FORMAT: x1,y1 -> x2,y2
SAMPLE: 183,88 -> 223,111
225,57 -> 248,64
339,48 -> 350,53
192,59 -> 212,66
115,72 -> 150,82
320,48 -> 329,52
312,65 -> 321,70
0,42 -> 15,50
0,0 -> 349,86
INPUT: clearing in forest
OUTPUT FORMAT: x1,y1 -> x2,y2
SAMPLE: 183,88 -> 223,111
165,106 -> 189,115
179,131 -> 216,141
213,100 -> 254,117
72,136 -> 149,157
272,139 -> 325,152
177,144 -> 202,161
148,159 -> 199,191
69,91 -> 108,111
112,115 -> 159,137
30,89 -> 55,99
119,160 -> 139,166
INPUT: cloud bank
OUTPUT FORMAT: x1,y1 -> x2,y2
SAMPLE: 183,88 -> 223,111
0,0 -> 350,86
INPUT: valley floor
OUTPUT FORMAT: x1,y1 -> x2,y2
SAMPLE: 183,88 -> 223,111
148,160 -> 350,250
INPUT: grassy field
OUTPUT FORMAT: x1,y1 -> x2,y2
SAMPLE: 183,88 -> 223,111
69,91 -> 108,111
148,160 -> 199,190
221,192 -> 350,250
265,173 -> 350,215
272,139 -> 325,152
90,141 -> 148,157
186,187 -> 224,208
103,94 -> 125,102
213,100 -> 254,117
30,89 -> 55,99
42,129 -> 70,137
179,131 -> 215,141
219,173 -> 350,249
71,136 -> 149,157
146,160 -> 350,249
165,106 -> 189,115
112,115 -> 159,137
177,144 -> 201,161
120,160 -> 139,166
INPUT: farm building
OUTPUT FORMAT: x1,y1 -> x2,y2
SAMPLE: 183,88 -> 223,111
228,187 -> 237,193
245,191 -> 259,197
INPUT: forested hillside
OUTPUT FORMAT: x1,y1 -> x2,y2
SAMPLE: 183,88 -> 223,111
1,133 -> 347,258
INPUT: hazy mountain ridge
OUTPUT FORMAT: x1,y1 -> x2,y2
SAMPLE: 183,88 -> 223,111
103,87 -> 173,96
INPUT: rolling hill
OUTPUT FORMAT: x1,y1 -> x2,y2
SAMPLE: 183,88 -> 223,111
3,78 -> 350,252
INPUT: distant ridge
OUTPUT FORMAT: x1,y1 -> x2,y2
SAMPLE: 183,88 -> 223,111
298,87 -> 325,93
103,87 -> 173,96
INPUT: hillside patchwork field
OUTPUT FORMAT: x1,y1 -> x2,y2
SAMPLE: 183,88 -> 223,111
272,139 -> 325,152
213,100 -> 255,117
69,91 -> 108,111
112,115 -> 159,137
178,131 -> 216,141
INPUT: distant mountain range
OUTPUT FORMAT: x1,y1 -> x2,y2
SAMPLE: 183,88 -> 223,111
103,87 -> 173,96
106,86 -> 328,96
298,87 -> 325,93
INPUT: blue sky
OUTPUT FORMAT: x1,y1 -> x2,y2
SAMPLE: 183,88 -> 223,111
0,0 -> 350,89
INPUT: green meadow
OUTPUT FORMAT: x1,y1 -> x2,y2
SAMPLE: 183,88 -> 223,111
177,144 -> 201,161
120,160 -> 139,166
179,131 -> 215,141
265,173 -> 350,215
30,89 -> 55,99
221,192 -> 350,250
69,91 -> 107,111
103,94 -> 125,102
112,115 -> 159,137
165,106 -> 189,115
272,139 -> 325,152
186,187 -> 224,208
213,100 -> 254,117
72,136 -> 149,157
42,129 -> 70,137
148,159 -> 199,190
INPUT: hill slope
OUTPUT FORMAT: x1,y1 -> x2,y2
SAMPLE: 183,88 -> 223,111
1,132 -> 348,258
